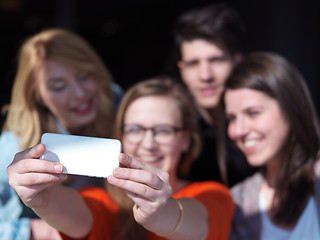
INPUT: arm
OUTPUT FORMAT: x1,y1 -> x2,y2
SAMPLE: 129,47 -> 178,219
7,144 -> 93,239
0,131 -> 30,240
107,153 -> 209,240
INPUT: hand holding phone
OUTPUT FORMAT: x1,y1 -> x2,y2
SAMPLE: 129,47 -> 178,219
40,133 -> 121,178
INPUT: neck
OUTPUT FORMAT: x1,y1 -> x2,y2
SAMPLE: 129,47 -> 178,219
198,106 -> 216,126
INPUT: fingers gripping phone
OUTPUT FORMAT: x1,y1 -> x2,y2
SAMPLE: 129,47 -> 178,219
40,133 -> 121,178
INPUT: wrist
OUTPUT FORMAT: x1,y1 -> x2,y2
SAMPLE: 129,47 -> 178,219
157,197 -> 184,238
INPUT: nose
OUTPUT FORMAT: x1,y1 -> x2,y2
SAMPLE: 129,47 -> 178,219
199,61 -> 213,81
229,116 -> 249,140
71,80 -> 86,99
140,130 -> 157,149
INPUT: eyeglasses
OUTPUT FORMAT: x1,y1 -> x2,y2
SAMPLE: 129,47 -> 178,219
122,124 -> 184,144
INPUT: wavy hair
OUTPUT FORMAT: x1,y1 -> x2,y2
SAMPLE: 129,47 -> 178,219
3,28 -> 115,149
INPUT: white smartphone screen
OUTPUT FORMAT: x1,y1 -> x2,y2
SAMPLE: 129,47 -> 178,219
40,133 -> 121,178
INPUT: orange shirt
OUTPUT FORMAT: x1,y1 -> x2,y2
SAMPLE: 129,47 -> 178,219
61,181 -> 234,240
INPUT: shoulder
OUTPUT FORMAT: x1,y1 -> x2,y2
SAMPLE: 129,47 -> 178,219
111,82 -> 124,96
231,171 -> 262,227
231,171 -> 263,206
230,172 -> 263,240
111,82 -> 124,111
0,131 -> 21,172
0,131 -> 21,146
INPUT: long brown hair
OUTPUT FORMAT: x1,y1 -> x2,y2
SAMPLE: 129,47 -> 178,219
108,76 -> 201,240
225,52 -> 320,226
3,28 -> 115,149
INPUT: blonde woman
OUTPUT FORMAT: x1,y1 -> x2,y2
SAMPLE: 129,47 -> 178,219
0,29 -> 123,239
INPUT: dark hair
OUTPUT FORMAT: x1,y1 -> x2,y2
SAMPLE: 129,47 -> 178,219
225,51 -> 320,226
173,3 -> 244,58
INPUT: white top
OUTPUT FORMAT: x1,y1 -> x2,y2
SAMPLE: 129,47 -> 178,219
259,191 -> 320,240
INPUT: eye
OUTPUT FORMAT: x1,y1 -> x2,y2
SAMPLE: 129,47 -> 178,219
226,114 -> 235,123
184,60 -> 199,68
48,80 -> 67,92
77,72 -> 92,81
123,125 -> 142,134
248,110 -> 260,117
155,127 -> 174,135
209,56 -> 229,63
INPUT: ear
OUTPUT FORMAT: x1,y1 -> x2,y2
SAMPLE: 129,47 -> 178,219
177,61 -> 184,70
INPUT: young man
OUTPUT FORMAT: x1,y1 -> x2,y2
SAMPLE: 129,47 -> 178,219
173,3 -> 256,186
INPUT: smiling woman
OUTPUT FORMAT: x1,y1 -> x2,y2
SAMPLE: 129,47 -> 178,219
224,52 -> 320,240
37,59 -> 99,132
0,28 -> 123,240
6,76 -> 235,240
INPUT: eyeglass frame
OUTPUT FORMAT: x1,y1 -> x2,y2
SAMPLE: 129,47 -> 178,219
121,124 -> 185,144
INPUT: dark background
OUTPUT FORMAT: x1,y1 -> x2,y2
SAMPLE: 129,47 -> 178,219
0,0 -> 319,127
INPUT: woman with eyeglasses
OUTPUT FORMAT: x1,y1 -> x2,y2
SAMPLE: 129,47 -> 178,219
7,77 -> 234,240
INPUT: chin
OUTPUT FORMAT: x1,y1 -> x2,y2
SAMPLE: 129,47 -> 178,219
199,99 -> 219,109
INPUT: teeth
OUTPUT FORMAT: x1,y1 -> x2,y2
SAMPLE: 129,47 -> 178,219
140,156 -> 158,163
244,140 -> 257,148
76,102 -> 89,111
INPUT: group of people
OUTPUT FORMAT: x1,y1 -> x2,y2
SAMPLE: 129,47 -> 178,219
1,2 -> 319,240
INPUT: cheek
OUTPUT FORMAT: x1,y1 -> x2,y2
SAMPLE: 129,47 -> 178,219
166,141 -> 185,164
122,140 -> 137,156
227,124 -> 236,141
269,126 -> 290,151
216,64 -> 233,82
181,69 -> 197,84
84,79 -> 98,94
41,92 -> 68,114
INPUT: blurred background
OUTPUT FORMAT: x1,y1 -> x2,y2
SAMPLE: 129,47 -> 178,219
0,0 -> 319,127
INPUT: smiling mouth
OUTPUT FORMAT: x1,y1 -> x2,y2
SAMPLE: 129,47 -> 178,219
244,140 -> 257,148
200,87 -> 218,96
72,99 -> 93,114
139,156 -> 161,163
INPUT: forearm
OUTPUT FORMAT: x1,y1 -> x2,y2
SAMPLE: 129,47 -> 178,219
32,185 -> 93,239
146,198 -> 208,240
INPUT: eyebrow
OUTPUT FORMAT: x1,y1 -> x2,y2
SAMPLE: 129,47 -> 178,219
47,77 -> 65,83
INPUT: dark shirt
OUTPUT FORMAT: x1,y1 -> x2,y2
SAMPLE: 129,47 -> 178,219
187,114 -> 257,187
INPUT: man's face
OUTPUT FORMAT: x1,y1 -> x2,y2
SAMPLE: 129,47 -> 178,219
178,39 -> 234,110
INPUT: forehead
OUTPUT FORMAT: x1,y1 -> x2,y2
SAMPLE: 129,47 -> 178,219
124,96 -> 182,124
180,39 -> 225,59
37,59 -> 74,77
225,88 -> 278,112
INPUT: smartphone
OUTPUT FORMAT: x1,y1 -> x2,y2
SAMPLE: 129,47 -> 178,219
40,133 -> 121,178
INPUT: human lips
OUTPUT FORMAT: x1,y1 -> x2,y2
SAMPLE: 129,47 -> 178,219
139,156 -> 162,164
199,86 -> 218,97
242,139 -> 258,154
71,99 -> 93,114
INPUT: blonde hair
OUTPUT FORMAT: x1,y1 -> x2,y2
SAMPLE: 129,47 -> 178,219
3,28 -> 115,149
